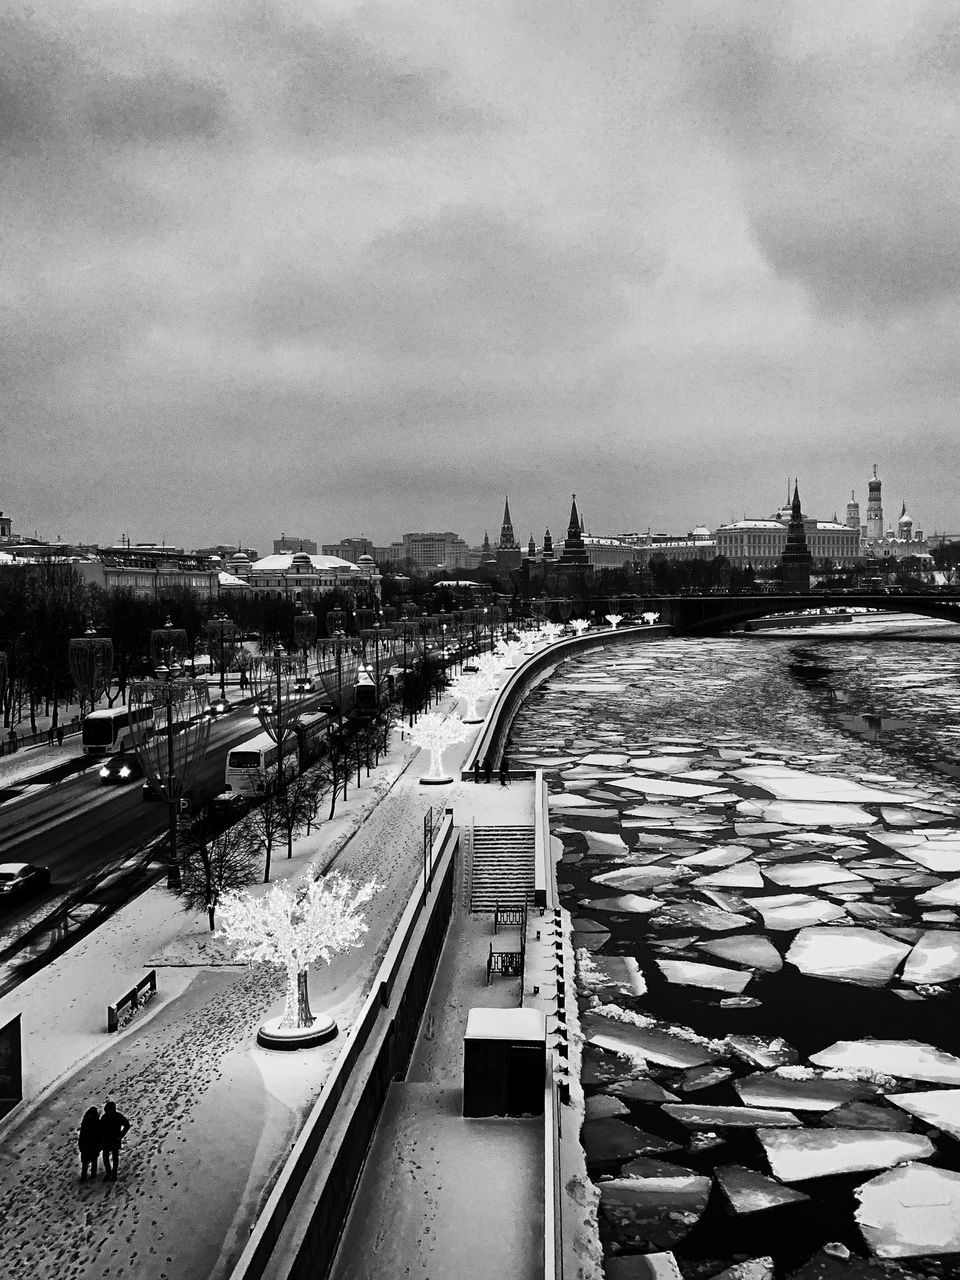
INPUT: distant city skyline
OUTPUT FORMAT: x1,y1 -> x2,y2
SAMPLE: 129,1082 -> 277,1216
3,3 -> 958,552
2,466 -> 944,558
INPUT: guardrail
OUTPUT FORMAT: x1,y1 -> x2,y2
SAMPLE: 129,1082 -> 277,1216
461,624 -> 669,780
0,720 -> 81,757
107,969 -> 157,1032
228,809 -> 459,1280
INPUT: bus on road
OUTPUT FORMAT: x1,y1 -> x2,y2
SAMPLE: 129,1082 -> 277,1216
223,712 -> 330,797
81,706 -> 155,756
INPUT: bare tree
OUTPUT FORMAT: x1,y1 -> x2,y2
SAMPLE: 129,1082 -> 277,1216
244,790 -> 286,882
176,807 -> 260,930
277,768 -> 311,859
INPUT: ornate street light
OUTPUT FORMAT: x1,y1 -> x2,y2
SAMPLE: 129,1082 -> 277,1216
293,607 -> 317,687
128,619 -> 211,889
252,642 -> 306,796
205,613 -> 237,704
68,624 -> 114,718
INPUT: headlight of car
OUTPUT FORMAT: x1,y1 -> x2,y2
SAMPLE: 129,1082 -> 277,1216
119,766 -> 131,778
99,767 -> 109,778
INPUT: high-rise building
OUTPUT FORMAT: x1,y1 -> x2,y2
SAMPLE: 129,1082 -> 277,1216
273,534 -> 318,555
321,537 -> 374,564
400,532 -> 469,571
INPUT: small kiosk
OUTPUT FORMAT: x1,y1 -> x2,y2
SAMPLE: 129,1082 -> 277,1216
462,1007 -> 546,1117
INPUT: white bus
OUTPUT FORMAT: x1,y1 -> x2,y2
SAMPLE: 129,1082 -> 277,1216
224,728 -> 298,796
81,706 -> 155,756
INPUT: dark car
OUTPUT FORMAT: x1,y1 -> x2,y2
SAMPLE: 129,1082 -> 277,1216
205,698 -> 233,717
99,752 -> 144,785
0,862 -> 51,904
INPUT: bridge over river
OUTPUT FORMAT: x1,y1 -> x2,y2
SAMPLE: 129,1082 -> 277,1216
629,591 -> 960,634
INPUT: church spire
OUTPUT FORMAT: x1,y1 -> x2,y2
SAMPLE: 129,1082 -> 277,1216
499,495 -> 518,549
567,493 -> 581,540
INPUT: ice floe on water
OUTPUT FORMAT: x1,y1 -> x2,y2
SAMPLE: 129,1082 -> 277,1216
786,927 -> 912,986
511,634 -> 960,1272
757,1128 -> 935,1181
695,934 -> 783,971
855,1164 -> 960,1258
810,1038 -> 960,1084
654,959 -> 753,993
748,894 -> 849,930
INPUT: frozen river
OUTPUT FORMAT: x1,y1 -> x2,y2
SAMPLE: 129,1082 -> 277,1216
508,622 -> 960,1277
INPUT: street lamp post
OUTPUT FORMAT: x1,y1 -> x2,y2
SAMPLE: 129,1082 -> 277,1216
68,624 -> 114,720
205,612 -> 236,704
128,619 -> 211,890
253,642 -> 306,798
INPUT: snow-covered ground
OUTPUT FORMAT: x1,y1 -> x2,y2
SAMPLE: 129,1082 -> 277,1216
0,683 -> 561,1280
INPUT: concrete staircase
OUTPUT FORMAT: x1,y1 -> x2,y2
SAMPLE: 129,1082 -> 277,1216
470,825 -> 535,912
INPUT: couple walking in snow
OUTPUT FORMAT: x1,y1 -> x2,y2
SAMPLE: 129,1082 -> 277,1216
78,1099 -> 131,1183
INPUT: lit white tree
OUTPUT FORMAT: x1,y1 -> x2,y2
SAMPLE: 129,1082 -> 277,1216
605,613 -> 624,629
642,611 -> 661,625
476,652 -> 505,684
408,711 -> 471,783
450,669 -> 496,723
496,639 -> 526,668
218,872 -> 378,1034
540,622 -> 563,643
570,618 -> 590,636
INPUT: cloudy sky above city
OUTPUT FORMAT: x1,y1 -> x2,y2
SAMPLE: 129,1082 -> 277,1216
3,0 -> 958,552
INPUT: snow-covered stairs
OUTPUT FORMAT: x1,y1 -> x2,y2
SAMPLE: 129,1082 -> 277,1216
470,825 -> 535,912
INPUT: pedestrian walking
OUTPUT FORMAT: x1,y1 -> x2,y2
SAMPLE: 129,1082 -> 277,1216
47,725 -> 55,746
482,752 -> 493,784
499,754 -> 510,787
78,1107 -> 101,1182
472,757 -> 481,784
56,725 -> 65,747
99,1099 -> 131,1182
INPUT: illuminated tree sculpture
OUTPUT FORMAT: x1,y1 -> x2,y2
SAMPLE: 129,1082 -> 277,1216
570,618 -> 590,637
605,614 -> 624,630
540,621 -> 563,643
68,625 -> 114,716
496,639 -> 526,669
451,669 -> 496,723
218,872 -> 378,1049
409,711 -> 471,784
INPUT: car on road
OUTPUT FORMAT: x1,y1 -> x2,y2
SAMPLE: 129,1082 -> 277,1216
0,862 -> 51,904
99,752 -> 144,785
205,698 -> 233,717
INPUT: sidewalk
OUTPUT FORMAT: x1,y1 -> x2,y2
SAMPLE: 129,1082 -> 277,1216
0,700 -> 528,1280
328,776 -> 544,1280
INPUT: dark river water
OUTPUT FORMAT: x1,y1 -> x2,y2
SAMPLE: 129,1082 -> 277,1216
508,619 -> 960,1279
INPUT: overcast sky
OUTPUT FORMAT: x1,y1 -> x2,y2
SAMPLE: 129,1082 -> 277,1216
3,0 -> 957,553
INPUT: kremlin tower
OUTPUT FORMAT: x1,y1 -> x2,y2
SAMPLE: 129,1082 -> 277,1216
780,480 -> 813,594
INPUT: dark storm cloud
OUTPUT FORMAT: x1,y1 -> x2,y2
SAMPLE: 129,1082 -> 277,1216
685,5 -> 960,315
2,0 -> 958,548
0,12 -> 225,152
227,207 -> 633,365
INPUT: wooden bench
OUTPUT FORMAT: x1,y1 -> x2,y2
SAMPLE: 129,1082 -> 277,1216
107,970 -> 157,1033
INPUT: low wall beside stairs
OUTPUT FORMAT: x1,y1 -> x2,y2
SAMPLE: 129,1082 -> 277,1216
229,814 -> 459,1280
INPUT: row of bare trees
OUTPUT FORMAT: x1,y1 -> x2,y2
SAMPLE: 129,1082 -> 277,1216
175,706 -> 398,929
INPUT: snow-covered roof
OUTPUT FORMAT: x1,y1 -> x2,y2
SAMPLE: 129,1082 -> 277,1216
464,1007 -> 545,1042
218,570 -> 252,589
718,520 -> 785,531
250,553 -> 358,572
